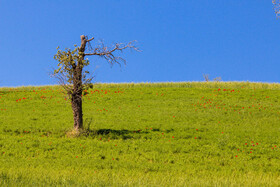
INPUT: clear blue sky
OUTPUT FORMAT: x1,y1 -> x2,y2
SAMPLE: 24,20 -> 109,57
0,1 -> 279,87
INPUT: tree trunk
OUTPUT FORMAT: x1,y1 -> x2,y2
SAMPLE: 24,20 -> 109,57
71,92 -> 83,130
71,35 -> 87,130
71,64 -> 83,130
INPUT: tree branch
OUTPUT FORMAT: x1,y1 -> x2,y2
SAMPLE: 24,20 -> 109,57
87,37 -> 94,42
83,40 -> 140,65
85,41 -> 139,55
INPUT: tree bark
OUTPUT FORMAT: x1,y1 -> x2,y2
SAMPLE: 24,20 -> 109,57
71,35 -> 87,130
72,92 -> 83,130
71,64 -> 83,130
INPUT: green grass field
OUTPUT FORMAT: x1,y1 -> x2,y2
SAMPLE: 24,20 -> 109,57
0,82 -> 280,186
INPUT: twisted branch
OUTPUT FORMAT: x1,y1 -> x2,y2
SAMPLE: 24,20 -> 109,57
84,40 -> 140,65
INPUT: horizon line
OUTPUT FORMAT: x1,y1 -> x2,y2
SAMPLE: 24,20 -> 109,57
1,80 -> 280,88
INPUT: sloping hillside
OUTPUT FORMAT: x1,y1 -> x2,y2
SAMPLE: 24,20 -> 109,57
0,82 -> 280,186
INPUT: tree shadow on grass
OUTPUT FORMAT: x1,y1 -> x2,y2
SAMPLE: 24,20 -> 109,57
80,118 -> 149,139
84,128 -> 149,140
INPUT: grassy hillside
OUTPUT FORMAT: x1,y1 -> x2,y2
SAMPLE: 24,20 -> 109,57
0,82 -> 280,186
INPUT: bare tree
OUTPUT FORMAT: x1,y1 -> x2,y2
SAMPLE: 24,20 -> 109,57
203,74 -> 210,82
273,0 -> 280,17
213,77 -> 222,82
53,35 -> 139,131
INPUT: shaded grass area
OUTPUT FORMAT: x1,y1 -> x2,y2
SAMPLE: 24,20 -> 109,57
0,82 -> 280,186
